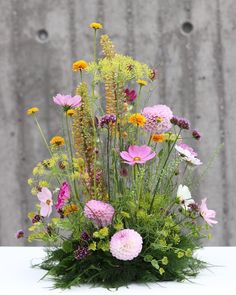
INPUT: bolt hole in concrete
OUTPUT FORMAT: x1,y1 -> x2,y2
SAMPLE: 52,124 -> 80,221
37,29 -> 49,43
182,21 -> 193,34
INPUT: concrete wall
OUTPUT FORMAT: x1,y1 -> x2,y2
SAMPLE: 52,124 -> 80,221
0,0 -> 235,246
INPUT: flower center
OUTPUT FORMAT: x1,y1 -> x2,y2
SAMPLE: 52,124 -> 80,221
46,199 -> 51,206
156,117 -> 163,123
133,157 -> 141,161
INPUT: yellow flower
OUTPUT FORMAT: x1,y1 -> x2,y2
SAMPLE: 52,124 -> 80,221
72,60 -> 88,72
129,113 -> 146,127
26,107 -> 39,115
66,109 -> 76,116
50,136 -> 65,147
136,79 -> 148,86
151,133 -> 166,143
89,22 -> 103,30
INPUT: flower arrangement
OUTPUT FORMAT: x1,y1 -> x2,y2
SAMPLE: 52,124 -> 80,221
18,22 -> 217,289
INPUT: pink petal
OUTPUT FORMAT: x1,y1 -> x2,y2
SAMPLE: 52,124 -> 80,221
120,151 -> 133,162
37,187 -> 52,203
128,145 -> 139,158
142,151 -> 156,162
40,203 -> 50,217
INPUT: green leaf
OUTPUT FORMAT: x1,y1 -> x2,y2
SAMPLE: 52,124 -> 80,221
158,149 -> 164,158
62,240 -> 73,253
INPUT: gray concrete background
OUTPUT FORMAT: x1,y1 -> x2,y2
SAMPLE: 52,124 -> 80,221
0,0 -> 235,246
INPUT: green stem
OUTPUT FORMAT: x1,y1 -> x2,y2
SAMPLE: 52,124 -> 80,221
93,29 -> 97,62
136,86 -> 142,112
65,115 -> 79,200
148,129 -> 182,214
33,115 -> 52,157
80,70 -> 83,81
107,127 -> 111,200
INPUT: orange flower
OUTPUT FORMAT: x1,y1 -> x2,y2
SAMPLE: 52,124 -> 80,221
64,204 -> 78,216
50,136 -> 65,147
129,113 -> 146,127
151,134 -> 166,143
72,60 -> 88,72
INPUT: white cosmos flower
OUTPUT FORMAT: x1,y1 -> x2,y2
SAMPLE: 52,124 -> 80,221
175,145 -> 202,166
177,184 -> 195,209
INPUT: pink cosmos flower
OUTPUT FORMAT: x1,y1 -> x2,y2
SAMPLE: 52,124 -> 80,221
55,181 -> 70,210
142,104 -> 173,133
199,198 -> 218,226
110,229 -> 143,261
124,88 -> 137,103
37,187 -> 53,217
53,94 -> 82,109
84,200 -> 115,227
120,145 -> 156,166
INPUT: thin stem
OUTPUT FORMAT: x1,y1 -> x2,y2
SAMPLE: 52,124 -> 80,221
107,127 -> 111,200
33,115 -> 52,157
148,129 -> 182,214
136,86 -> 142,112
80,70 -> 83,81
65,114 -> 79,200
93,29 -> 97,62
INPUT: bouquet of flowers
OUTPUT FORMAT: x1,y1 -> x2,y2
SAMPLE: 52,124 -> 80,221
18,22 -> 217,289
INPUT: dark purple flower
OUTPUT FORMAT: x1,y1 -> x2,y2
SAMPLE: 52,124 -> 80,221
80,231 -> 91,242
120,167 -> 128,177
100,114 -> 117,128
124,88 -> 137,103
192,129 -> 202,140
177,117 -> 190,130
16,230 -> 24,239
170,116 -> 179,125
32,214 -> 43,224
74,246 -> 89,260
188,203 -> 200,212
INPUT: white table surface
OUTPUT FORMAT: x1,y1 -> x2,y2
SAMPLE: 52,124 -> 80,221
0,247 -> 235,295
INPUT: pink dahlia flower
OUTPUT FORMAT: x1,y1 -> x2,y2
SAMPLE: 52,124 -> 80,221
37,187 -> 53,217
110,229 -> 143,261
142,104 -> 173,133
120,145 -> 156,165
199,198 -> 218,227
53,94 -> 82,108
84,200 -> 115,227
55,181 -> 70,210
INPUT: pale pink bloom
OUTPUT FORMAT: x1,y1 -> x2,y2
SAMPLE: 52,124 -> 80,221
110,229 -> 143,261
37,187 -> 53,217
142,104 -> 173,133
175,143 -> 202,166
84,200 -> 115,227
55,182 -> 70,210
120,145 -> 156,166
199,198 -> 218,226
53,94 -> 82,108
